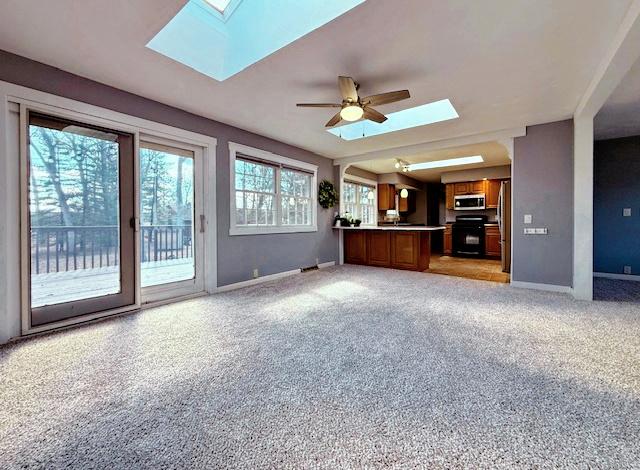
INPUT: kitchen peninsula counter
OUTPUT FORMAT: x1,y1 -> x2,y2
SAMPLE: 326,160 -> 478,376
335,226 -> 445,271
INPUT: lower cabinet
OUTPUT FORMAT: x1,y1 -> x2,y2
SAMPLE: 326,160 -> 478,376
485,226 -> 501,257
344,230 -> 431,271
444,224 -> 452,255
367,231 -> 391,266
391,232 -> 420,270
344,230 -> 367,264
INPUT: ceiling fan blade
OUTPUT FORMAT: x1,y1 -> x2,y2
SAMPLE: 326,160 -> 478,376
363,107 -> 387,124
296,103 -> 342,108
338,76 -> 358,102
363,90 -> 410,107
325,111 -> 342,127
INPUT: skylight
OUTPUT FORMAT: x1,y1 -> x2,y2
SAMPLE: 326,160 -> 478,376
204,0 -> 231,12
327,99 -> 459,141
406,155 -> 484,171
147,0 -> 366,81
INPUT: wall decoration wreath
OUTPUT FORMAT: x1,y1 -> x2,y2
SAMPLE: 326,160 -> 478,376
318,180 -> 338,209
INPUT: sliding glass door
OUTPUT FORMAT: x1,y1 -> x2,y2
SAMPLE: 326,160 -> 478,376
28,113 -> 136,327
139,139 -> 203,301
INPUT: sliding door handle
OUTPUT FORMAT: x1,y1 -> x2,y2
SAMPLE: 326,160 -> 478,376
200,214 -> 206,233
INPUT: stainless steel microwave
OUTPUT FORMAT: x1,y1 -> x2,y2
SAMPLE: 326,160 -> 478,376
454,194 -> 486,210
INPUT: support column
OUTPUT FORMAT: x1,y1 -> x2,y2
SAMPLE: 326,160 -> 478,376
573,117 -> 594,300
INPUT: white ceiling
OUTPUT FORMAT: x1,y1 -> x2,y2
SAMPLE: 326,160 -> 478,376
0,0 -> 632,158
595,55 -> 640,140
352,141 -> 510,183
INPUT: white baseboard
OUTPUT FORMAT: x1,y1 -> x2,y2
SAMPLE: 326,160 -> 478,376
216,261 -> 336,293
318,261 -> 336,269
510,280 -> 573,294
216,269 -> 301,293
594,271 -> 640,282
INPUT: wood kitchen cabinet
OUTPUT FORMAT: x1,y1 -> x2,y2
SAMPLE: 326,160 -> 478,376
486,179 -> 502,209
470,180 -> 486,194
367,231 -> 391,266
445,184 -> 454,210
485,225 -> 501,258
398,190 -> 416,213
454,182 -> 470,195
444,224 -> 452,255
390,232 -> 424,270
343,229 -> 433,271
378,183 -> 396,210
344,230 -> 367,264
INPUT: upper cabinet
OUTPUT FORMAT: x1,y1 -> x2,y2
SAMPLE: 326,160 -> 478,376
453,182 -> 470,195
446,179 -> 508,209
486,179 -> 502,209
445,184 -> 454,210
398,190 -> 416,213
469,180 -> 485,194
378,183 -> 396,210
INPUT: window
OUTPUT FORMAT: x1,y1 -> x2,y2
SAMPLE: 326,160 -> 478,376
343,181 -> 376,225
230,143 -> 318,235
281,168 -> 313,226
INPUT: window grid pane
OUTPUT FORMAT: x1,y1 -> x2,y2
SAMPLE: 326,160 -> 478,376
343,181 -> 376,224
234,157 -> 314,230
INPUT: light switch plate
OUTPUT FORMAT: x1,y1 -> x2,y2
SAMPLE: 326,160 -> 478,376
524,214 -> 532,224
623,208 -> 632,217
534,228 -> 548,234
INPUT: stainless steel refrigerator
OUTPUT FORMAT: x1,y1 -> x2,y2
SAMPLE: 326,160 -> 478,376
497,180 -> 511,273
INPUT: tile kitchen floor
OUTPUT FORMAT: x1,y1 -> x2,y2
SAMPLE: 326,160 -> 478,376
426,254 -> 510,283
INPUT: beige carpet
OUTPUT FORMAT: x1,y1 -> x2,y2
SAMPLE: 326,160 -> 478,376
1,265 -> 639,468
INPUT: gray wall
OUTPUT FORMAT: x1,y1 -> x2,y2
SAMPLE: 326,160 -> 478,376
512,120 -> 574,287
0,50 -> 338,287
594,136 -> 640,274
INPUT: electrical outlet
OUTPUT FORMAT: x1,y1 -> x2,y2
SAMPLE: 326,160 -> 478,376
624,266 -> 632,275
524,214 -> 532,224
623,208 -> 632,217
253,268 -> 259,279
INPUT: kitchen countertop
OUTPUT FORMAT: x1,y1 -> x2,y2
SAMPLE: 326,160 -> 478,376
334,225 -> 446,232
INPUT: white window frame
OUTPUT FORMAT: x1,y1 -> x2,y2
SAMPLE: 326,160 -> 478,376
229,142 -> 318,236
343,174 -> 378,226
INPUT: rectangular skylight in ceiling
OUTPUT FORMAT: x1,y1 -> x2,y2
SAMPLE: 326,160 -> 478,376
147,0 -> 366,81
204,0 -> 231,12
406,155 -> 484,171
327,99 -> 459,140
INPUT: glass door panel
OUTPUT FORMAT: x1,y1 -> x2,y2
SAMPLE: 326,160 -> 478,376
140,142 -> 196,288
28,113 -> 136,327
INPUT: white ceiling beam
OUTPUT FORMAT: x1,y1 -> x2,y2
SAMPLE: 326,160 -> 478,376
332,127 -> 526,166
575,0 -> 640,118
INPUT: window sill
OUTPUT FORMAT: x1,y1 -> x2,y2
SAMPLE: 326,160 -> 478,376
229,225 -> 318,236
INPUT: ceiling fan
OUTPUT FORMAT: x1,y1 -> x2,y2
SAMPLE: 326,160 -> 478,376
297,76 -> 410,127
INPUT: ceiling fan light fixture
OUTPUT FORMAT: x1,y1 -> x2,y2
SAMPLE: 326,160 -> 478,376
340,105 -> 364,122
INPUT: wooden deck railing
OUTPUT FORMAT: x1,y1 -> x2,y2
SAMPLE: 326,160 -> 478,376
30,224 -> 193,274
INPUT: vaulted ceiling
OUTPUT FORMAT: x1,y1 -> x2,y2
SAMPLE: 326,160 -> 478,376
0,0 -> 633,158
